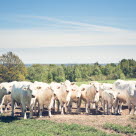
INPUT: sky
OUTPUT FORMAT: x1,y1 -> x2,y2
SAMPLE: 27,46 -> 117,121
0,0 -> 136,64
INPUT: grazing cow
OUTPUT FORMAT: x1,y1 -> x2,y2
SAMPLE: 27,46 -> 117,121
101,89 -> 118,115
113,79 -> 136,115
0,94 -> 11,113
28,81 -> 54,118
11,81 -> 35,119
50,82 -> 72,115
79,84 -> 99,114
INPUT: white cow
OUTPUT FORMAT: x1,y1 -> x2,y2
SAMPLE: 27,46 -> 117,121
11,81 -> 35,119
67,83 -> 81,113
0,82 -> 13,113
79,84 -> 100,114
0,94 -> 11,113
50,82 -> 72,115
0,82 -> 13,101
29,81 -> 54,118
101,89 -> 118,115
113,79 -> 136,115
99,83 -> 113,108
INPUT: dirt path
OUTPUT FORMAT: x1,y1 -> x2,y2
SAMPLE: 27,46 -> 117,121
37,113 -> 135,136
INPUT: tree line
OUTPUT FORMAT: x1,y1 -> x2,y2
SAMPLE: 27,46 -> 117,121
0,52 -> 136,83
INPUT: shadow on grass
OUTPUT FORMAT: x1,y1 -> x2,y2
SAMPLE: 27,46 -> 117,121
0,116 -> 20,123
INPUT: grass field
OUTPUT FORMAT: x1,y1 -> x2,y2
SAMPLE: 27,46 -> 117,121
103,123 -> 136,135
0,116 -> 120,136
76,78 -> 136,86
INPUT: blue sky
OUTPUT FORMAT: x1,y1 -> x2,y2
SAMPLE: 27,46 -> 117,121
0,0 -> 136,63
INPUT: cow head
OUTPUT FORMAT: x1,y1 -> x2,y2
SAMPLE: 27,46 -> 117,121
1,83 -> 13,94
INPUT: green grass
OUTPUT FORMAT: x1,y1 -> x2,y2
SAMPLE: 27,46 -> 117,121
76,78 -> 136,86
76,80 -> 115,86
103,123 -> 136,135
0,116 -> 119,136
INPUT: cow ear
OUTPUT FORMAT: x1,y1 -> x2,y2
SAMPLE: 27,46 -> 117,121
57,86 -> 60,89
82,88 -> 85,91
110,87 -> 112,89
47,87 -> 50,89
89,83 -> 92,85
28,85 -> 31,90
93,84 -> 96,89
37,86 -> 41,89
71,82 -> 75,85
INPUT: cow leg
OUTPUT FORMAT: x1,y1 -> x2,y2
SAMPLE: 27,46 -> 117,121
0,98 -> 4,113
14,102 -> 18,109
29,98 -> 36,119
128,102 -> 131,115
67,101 -> 72,114
102,100 -> 105,115
105,102 -> 108,115
118,103 -> 123,114
60,102 -> 64,115
33,101 -> 37,115
108,104 -> 112,115
86,101 -> 90,114
4,104 -> 8,113
11,99 -> 15,117
21,103 -> 27,119
130,104 -> 135,115
39,105 -> 43,118
64,103 -> 68,114
76,98 -> 81,114
29,103 -> 34,119
61,106 -> 64,115
29,107 -> 33,119
23,109 -> 27,119
52,100 -> 55,113
48,97 -> 54,117
57,100 -> 60,113
95,102 -> 99,115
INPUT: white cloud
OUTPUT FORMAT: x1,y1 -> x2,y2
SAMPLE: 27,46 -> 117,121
0,16 -> 136,48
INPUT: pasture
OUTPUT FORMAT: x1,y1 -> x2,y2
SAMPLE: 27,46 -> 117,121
0,79 -> 136,136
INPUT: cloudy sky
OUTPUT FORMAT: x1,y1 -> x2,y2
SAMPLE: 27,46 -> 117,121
0,0 -> 136,64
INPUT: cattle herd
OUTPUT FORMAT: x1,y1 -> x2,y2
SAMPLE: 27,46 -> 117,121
0,79 -> 136,119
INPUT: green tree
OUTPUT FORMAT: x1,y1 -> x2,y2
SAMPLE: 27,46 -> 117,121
0,52 -> 27,82
54,66 -> 65,82
47,71 -> 53,83
26,64 -> 47,82
74,67 -> 81,81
